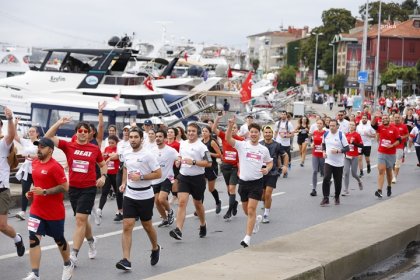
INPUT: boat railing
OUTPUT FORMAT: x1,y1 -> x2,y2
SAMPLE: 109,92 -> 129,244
102,75 -> 145,86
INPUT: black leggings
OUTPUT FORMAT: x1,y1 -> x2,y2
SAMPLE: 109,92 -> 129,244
21,173 -> 33,212
416,146 -> 420,164
99,174 -> 123,210
322,163 -> 343,199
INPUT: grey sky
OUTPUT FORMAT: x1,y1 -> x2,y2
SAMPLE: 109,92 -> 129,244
0,0 -> 367,49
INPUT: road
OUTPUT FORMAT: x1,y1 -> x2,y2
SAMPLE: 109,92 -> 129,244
1,146 -> 419,280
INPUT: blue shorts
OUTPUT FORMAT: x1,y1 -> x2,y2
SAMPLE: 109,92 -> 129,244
28,214 -> 65,239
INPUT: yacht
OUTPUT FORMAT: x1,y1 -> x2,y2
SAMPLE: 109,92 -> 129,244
0,44 -> 31,79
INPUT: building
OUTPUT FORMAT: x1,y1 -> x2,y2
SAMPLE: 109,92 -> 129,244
246,26 -> 309,72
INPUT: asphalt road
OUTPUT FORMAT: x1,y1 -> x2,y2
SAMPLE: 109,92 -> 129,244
1,146 -> 419,280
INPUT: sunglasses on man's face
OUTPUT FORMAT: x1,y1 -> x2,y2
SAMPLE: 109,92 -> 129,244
77,128 -> 89,134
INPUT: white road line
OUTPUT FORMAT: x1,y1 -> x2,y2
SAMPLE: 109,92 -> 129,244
314,164 -> 378,185
0,192 -> 286,261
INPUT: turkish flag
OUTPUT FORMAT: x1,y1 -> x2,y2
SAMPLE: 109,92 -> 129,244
227,65 -> 233,78
184,52 -> 188,61
240,71 -> 252,104
144,76 -> 154,91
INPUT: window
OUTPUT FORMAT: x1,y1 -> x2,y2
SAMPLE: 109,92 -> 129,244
154,98 -> 169,114
49,110 -> 81,130
145,99 -> 159,114
82,113 -> 108,129
32,108 -> 49,127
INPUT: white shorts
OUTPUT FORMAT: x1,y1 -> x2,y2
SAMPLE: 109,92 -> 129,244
395,149 -> 404,167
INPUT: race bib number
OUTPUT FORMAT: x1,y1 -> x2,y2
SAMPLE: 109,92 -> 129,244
315,145 -> 322,152
72,160 -> 89,173
346,155 -> 353,159
107,161 -> 115,170
224,151 -> 237,161
349,144 -> 354,152
246,152 -> 262,163
381,139 -> 392,148
28,217 -> 41,233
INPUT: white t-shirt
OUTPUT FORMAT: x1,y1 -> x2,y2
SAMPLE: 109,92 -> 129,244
386,98 -> 393,108
323,131 -> 349,167
356,123 -> 376,146
151,145 -> 178,185
179,140 -> 210,176
309,122 -> 318,135
0,138 -> 12,188
143,140 -> 157,151
123,149 -> 160,200
337,119 -> 350,134
274,120 -> 294,146
238,123 -> 249,139
19,138 -> 37,174
347,96 -> 353,106
234,140 -> 272,181
410,127 -> 420,146
117,139 -> 130,163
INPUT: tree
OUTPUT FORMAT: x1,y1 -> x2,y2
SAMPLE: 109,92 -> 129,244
322,8 -> 356,35
359,1 -> 417,24
277,65 -> 296,90
381,63 -> 418,85
326,74 -> 346,93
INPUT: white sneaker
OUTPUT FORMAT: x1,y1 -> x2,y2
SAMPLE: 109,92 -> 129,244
342,190 -> 350,196
92,208 -> 102,225
253,215 -> 263,234
16,211 -> 26,221
70,251 -> 78,267
392,177 -> 397,184
23,272 -> 40,280
88,237 -> 97,259
262,215 -> 270,224
62,260 -> 75,280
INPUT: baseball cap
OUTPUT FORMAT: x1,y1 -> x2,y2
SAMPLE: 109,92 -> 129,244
144,120 -> 152,125
33,137 -> 54,150
123,125 -> 131,130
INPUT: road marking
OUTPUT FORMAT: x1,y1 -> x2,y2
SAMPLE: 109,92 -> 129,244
0,192 -> 286,261
314,164 -> 378,185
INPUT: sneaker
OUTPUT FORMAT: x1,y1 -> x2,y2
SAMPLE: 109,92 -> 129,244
262,215 -> 270,224
310,189 -> 317,196
215,200 -> 222,214
15,233 -> 25,257
240,239 -> 249,248
169,227 -> 182,240
62,260 -> 75,280
300,162 -> 304,167
367,164 -> 371,174
88,237 -> 97,259
283,172 -> 288,178
150,244 -> 161,266
92,209 -> 101,226
253,215 -> 262,234
157,219 -> 169,228
392,177 -> 396,184
375,190 -> 383,198
232,201 -> 239,216
358,181 -> 364,190
22,272 -> 40,280
335,197 -> 340,205
167,209 -> 174,225
193,211 -> 198,217
223,210 -> 232,221
113,213 -> 123,222
387,186 -> 392,197
341,190 -> 350,196
320,197 -> 329,206
116,258 -> 132,271
199,224 -> 207,238
359,170 -> 364,178
111,193 -> 116,200
15,211 -> 26,221
70,251 -> 78,267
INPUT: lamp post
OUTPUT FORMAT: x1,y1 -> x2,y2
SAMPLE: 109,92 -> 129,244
360,0 -> 369,106
373,0 -> 382,111
312,32 -> 323,90
328,43 -> 335,77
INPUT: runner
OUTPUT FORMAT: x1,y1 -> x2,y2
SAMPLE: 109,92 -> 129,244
320,119 -> 349,206
169,122 -> 211,241
342,121 -> 364,196
238,115 -> 254,139
22,138 -> 73,280
274,110 -> 294,177
166,127 -> 180,205
392,113 -> 409,184
116,127 -> 161,270
310,119 -> 326,197
337,111 -> 350,134
45,117 -> 107,266
409,125 -> 420,167
404,108 -> 418,153
226,116 -> 273,247
295,116 -> 310,167
260,126 -> 286,224
0,107 -> 25,257
356,114 -> 376,178
152,130 -> 178,228
371,112 -> 401,198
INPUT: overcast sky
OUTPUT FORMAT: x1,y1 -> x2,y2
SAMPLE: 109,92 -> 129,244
1,0 -> 371,49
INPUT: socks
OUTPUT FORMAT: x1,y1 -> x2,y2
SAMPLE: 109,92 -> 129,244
13,234 -> 22,243
243,235 -> 251,244
64,260 -> 71,266
229,194 -> 236,206
72,248 -> 79,257
211,190 -> 220,204
264,208 -> 270,216
87,237 -> 94,243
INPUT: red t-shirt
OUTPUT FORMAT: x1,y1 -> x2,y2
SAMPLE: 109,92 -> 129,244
393,123 -> 409,149
379,97 -> 385,106
31,158 -> 67,220
166,140 -> 180,152
376,124 -> 401,155
218,130 -> 244,166
355,115 -> 362,125
345,131 -> 363,157
312,130 -> 325,158
58,140 -> 104,188
104,146 -> 119,175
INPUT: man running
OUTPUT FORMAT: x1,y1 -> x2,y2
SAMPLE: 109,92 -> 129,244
274,111 -> 293,177
392,113 -> 409,184
356,114 -> 376,177
116,127 -> 162,270
226,116 -> 273,247
22,138 -> 73,280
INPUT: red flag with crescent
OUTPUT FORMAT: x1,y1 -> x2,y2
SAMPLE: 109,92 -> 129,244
240,71 -> 252,104
227,65 -> 233,78
144,76 -> 154,91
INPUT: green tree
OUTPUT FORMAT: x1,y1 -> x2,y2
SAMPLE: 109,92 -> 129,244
277,65 -> 297,90
326,73 -> 346,93
381,63 -> 418,84
359,1 -> 416,24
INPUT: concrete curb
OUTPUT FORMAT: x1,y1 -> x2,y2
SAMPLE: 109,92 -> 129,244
146,189 -> 420,280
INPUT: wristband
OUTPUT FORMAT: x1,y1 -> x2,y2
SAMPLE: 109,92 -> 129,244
98,111 -> 103,114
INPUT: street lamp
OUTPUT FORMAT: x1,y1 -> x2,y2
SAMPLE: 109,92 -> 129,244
328,43 -> 335,77
373,0 -> 382,111
360,0 -> 369,106
312,32 -> 323,90
393,35 -> 405,67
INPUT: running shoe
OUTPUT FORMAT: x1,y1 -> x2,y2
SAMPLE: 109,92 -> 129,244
387,186 -> 392,197
15,233 -> 25,257
335,197 -> 340,205
300,162 -> 304,167
15,211 -> 26,221
22,272 -> 40,280
310,189 -> 317,196
367,164 -> 371,174
223,210 -> 232,221
240,239 -> 249,248
92,209 -> 101,226
320,197 -> 329,206
253,215 -> 262,234
232,201 -> 239,216
169,227 -> 182,240
62,260 -> 75,280
150,244 -> 161,266
392,177 -> 396,184
262,215 -> 270,224
167,209 -> 174,225
341,190 -> 350,196
70,251 -> 78,267
375,190 -> 383,198
88,237 -> 97,259
157,219 -> 169,228
215,200 -> 222,214
359,170 -> 364,178
113,213 -> 123,222
358,181 -> 364,190
199,224 -> 207,238
283,172 -> 288,178
116,258 -> 132,271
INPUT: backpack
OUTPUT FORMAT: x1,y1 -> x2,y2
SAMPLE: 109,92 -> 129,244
323,130 -> 344,147
276,120 -> 289,133
0,136 -> 19,170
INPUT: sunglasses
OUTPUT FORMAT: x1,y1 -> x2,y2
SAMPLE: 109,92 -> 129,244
77,128 -> 89,134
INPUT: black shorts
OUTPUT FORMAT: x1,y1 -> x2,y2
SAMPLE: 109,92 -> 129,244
173,166 -> 180,178
358,146 -> 372,157
204,167 -> 218,181
28,214 -> 65,239
68,186 -> 97,215
263,175 -> 278,189
177,174 -> 206,201
238,178 -> 264,202
220,163 -> 239,186
297,135 -> 309,145
152,179 -> 172,194
122,196 -> 154,221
